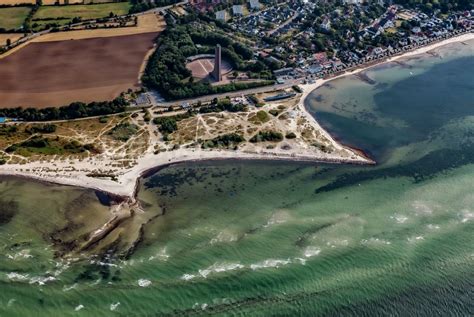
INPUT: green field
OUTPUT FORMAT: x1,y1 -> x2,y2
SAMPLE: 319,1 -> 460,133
0,7 -> 31,31
33,2 -> 131,23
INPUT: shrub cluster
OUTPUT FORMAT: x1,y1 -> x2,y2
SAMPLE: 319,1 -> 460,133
250,130 -> 284,143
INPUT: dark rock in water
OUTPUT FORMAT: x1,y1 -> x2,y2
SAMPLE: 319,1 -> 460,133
374,82 -> 389,90
354,72 -> 377,85
95,190 -> 113,206
0,200 -> 18,225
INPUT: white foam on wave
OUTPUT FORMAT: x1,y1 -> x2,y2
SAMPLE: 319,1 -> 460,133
361,238 -> 392,246
7,249 -> 33,261
29,275 -> 56,285
148,247 -> 170,261
63,283 -> 78,292
138,279 -> 152,287
90,278 -> 102,286
210,231 -> 238,245
199,262 -> 244,278
6,272 -> 56,285
181,274 -> 196,281
326,239 -> 349,248
263,210 -> 290,228
6,272 -> 29,281
74,304 -> 84,311
180,255 -> 315,281
250,259 -> 291,270
460,209 -> 473,223
390,214 -> 409,224
412,200 -> 434,215
303,246 -> 321,258
110,302 -> 120,311
48,259 -> 71,278
295,257 -> 307,265
7,299 -> 16,307
90,260 -> 118,268
407,235 -> 424,243
427,224 -> 440,230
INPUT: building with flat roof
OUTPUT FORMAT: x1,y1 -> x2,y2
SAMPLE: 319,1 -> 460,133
249,0 -> 261,10
232,5 -> 244,16
215,10 -> 227,21
273,67 -> 294,77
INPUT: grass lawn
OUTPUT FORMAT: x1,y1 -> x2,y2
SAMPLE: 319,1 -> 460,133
33,2 -> 131,22
0,7 -> 31,31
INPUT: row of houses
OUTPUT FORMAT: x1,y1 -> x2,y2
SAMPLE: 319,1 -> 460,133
214,0 -> 262,21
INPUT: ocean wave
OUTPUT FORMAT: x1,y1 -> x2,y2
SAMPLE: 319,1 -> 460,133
6,272 -> 56,285
181,274 -> 195,281
138,279 -> 152,287
63,283 -> 78,292
199,262 -> 244,278
263,210 -> 290,228
110,302 -> 120,311
148,247 -> 170,261
29,275 -> 56,285
49,259 -> 71,278
250,259 -> 291,270
361,237 -> 392,246
210,231 -> 238,245
390,214 -> 409,224
411,200 -> 435,215
6,249 -> 33,261
180,256 -> 313,281
74,304 -> 84,311
303,246 -> 321,258
90,260 -> 119,268
6,272 -> 29,282
325,239 -> 350,248
407,235 -> 424,243
192,302 -> 209,310
460,209 -> 473,223
294,257 -> 307,265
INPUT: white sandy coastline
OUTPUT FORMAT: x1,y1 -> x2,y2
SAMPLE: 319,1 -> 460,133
0,32 -> 473,198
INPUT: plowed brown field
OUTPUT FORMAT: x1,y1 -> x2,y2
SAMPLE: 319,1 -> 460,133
0,32 -> 157,108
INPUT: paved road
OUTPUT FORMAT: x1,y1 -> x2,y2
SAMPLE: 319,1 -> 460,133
148,79 -> 302,109
267,12 -> 299,36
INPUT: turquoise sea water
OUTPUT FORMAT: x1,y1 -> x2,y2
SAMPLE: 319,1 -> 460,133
0,41 -> 473,316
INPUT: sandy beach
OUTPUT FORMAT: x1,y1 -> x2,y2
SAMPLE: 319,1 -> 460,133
0,32 -> 473,198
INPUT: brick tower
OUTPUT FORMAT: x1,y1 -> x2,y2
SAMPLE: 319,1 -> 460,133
212,44 -> 222,81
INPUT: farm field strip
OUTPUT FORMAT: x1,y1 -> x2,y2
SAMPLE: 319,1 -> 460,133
0,34 -> 24,47
0,0 -> 35,4
33,2 -> 131,22
0,32 -> 158,108
0,6 -> 31,30
32,13 -> 165,42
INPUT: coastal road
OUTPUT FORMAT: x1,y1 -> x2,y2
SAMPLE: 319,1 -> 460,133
148,80 -> 302,109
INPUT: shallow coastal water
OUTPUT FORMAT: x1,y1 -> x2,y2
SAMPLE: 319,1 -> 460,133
1,41 -> 473,316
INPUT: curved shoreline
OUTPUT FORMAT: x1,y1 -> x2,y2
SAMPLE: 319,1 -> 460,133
0,32 -> 473,199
